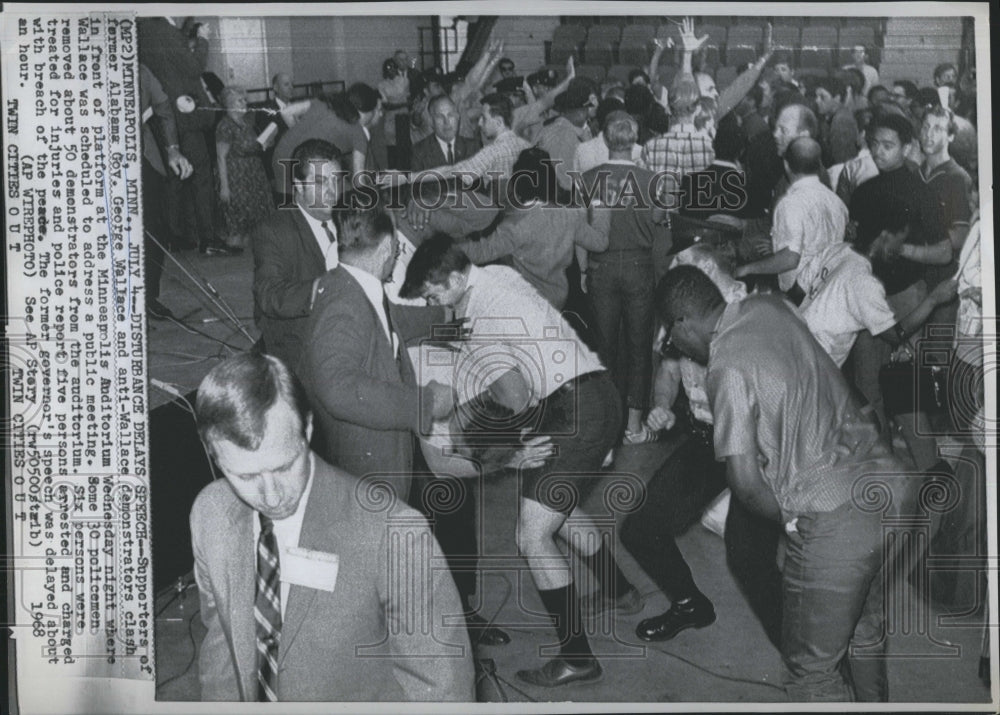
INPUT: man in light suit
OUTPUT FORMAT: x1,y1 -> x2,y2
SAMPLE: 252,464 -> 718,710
252,139 -> 343,370
410,95 -> 480,173
299,207 -> 454,502
191,352 -> 474,701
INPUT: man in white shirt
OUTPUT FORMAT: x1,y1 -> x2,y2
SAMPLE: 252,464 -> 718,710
191,351 -> 473,701
842,46 -> 879,100
252,139 -> 344,369
400,237 -> 640,689
735,137 -> 847,297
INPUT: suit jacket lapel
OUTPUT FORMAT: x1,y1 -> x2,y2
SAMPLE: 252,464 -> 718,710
277,463 -> 338,666
290,206 -> 326,268
223,499 -> 258,701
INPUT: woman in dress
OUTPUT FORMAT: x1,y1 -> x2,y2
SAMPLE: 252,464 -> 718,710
215,86 -> 275,248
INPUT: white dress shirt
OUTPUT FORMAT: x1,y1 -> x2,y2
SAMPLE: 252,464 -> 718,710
340,263 -> 399,355
436,136 -> 456,164
251,455 -> 316,618
297,206 -> 339,271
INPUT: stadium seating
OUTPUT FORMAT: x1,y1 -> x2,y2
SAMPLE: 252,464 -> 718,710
544,16 -> 884,93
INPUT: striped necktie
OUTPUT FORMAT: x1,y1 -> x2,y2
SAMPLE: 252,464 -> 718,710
254,513 -> 281,702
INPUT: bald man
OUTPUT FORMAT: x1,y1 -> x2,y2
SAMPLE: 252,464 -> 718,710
735,137 -> 847,297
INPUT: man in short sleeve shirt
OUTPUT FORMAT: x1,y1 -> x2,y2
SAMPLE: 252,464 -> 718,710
657,266 -> 902,702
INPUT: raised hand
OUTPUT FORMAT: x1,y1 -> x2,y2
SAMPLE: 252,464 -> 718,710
566,55 -> 575,79
679,16 -> 709,53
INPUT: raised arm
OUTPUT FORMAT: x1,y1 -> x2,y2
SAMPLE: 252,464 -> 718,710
716,24 -> 773,119
675,16 -> 709,88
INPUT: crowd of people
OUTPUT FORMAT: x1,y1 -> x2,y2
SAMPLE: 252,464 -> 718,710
140,14 -> 986,704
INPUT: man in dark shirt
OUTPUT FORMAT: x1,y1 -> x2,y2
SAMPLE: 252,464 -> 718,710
849,112 -> 933,298
848,111 -> 935,440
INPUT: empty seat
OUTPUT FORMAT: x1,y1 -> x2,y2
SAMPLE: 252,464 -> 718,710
770,23 -> 801,50
607,64 -> 635,86
584,41 -> 615,66
576,64 -> 607,84
799,47 -> 833,70
619,41 -> 651,66
697,23 -> 728,48
726,24 -> 763,50
551,25 -> 587,64
584,24 -> 621,65
587,24 -> 622,44
619,23 -> 655,64
801,24 -> 839,48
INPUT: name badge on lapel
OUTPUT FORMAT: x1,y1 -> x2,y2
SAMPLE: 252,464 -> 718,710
282,547 -> 339,592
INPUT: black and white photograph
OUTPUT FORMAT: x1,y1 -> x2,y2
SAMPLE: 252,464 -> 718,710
2,2 -> 996,712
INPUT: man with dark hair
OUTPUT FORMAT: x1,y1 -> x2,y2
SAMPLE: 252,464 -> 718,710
535,83 -> 595,192
735,137 -> 847,296
657,264 -> 898,702
190,351 -> 473,702
400,237 -> 639,689
252,139 -> 344,370
300,207 -> 454,503
410,95 -> 479,172
814,75 -> 859,166
346,82 -> 386,171
847,111 -> 936,438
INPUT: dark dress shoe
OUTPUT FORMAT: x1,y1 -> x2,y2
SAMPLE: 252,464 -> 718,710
636,596 -> 716,641
200,243 -> 243,257
516,657 -> 602,687
147,299 -> 176,321
465,613 -> 510,646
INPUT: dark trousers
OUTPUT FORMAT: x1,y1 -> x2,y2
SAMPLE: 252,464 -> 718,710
587,252 -> 655,412
408,440 -> 478,610
725,492 -> 784,648
621,435 -> 785,646
170,130 -> 216,250
142,159 -> 168,300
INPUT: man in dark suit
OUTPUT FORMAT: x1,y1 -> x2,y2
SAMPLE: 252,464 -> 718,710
138,17 -> 236,256
300,207 -> 454,502
251,139 -> 343,370
410,95 -> 480,173
191,352 -> 474,702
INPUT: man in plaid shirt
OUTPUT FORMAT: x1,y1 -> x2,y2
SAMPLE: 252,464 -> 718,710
642,79 -> 715,199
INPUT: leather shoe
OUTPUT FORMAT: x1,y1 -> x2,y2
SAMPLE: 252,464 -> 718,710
580,586 -> 644,619
635,596 -> 716,641
465,613 -> 510,646
200,243 -> 243,257
516,657 -> 602,687
147,299 -> 175,321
